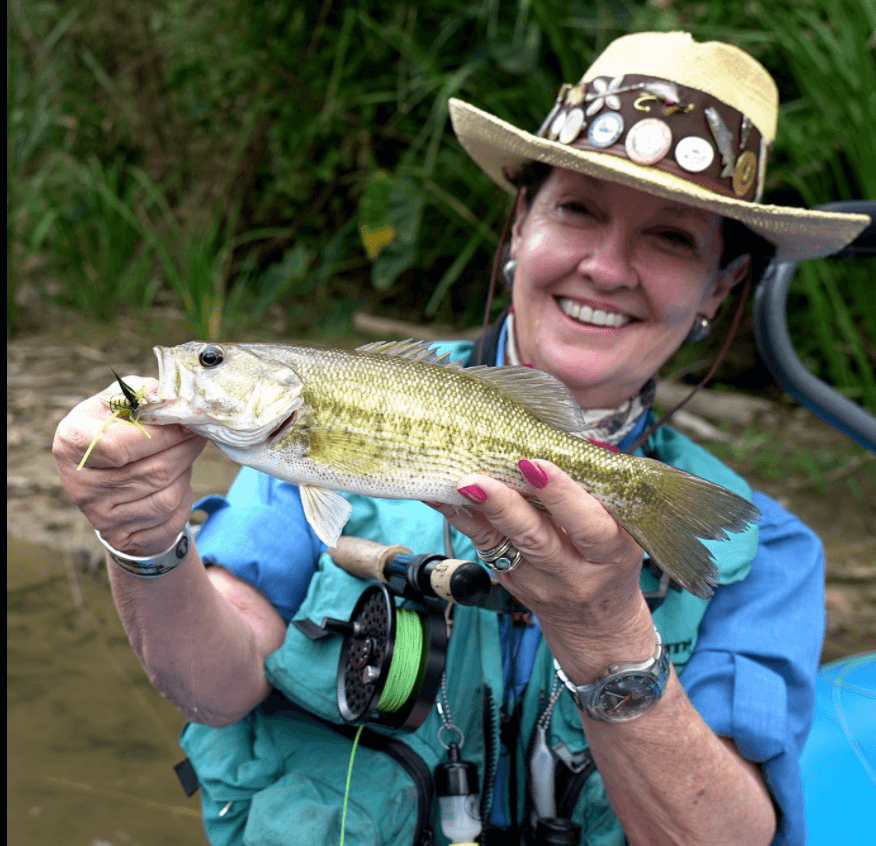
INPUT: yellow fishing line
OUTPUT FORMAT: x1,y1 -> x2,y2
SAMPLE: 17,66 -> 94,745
76,409 -> 124,471
76,399 -> 151,472
376,609 -> 423,713
41,775 -> 201,818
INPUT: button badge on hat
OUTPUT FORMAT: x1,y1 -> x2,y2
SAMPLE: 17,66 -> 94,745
733,150 -> 757,197
558,107 -> 586,145
588,111 -> 624,148
625,118 -> 672,165
674,135 -> 715,173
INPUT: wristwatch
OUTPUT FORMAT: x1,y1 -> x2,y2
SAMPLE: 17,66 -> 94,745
553,628 -> 670,722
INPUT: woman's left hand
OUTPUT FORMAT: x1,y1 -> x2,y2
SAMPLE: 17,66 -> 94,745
430,458 -> 656,677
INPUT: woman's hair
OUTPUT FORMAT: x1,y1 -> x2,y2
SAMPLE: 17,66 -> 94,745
720,217 -> 775,284
507,161 -> 776,284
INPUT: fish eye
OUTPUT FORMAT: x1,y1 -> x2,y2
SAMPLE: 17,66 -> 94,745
198,345 -> 225,368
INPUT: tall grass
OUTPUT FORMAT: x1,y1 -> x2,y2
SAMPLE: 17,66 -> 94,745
28,155 -> 160,320
758,0 -> 876,411
7,0 -> 874,407
641,0 -> 876,411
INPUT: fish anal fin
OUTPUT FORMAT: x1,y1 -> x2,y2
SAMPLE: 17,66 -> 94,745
300,485 -> 352,547
464,365 -> 587,435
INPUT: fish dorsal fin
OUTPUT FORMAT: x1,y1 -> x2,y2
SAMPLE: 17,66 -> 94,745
465,365 -> 587,434
356,340 -> 584,432
355,339 -> 463,369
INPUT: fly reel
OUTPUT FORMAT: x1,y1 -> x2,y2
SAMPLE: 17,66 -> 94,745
321,584 -> 447,731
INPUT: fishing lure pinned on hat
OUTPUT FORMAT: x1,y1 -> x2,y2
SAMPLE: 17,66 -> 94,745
133,339 -> 761,599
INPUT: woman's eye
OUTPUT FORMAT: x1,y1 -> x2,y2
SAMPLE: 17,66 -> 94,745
656,230 -> 696,249
560,201 -> 595,217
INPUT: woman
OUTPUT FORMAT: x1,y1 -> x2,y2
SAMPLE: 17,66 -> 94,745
54,31 -> 868,846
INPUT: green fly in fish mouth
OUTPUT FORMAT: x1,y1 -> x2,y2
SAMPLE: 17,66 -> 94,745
137,338 -> 761,599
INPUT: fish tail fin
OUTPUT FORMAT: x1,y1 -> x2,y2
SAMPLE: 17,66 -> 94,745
609,462 -> 760,600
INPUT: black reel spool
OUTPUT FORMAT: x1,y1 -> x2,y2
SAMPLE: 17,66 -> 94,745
324,584 -> 447,732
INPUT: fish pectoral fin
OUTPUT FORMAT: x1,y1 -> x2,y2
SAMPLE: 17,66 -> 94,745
300,485 -> 352,548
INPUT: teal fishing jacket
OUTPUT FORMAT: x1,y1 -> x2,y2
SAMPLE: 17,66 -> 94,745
180,422 -> 758,846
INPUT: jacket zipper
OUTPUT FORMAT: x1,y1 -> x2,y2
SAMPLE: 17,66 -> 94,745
479,683 -> 499,824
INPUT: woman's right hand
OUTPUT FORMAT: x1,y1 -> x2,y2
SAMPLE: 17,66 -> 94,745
53,377 -> 207,557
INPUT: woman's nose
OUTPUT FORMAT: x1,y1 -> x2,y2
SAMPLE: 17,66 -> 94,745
575,225 -> 634,289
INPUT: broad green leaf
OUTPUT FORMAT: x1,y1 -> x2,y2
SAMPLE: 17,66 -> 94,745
366,175 -> 424,291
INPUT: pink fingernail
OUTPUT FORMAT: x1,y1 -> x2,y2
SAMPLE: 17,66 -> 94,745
518,459 -> 548,489
458,484 -> 487,504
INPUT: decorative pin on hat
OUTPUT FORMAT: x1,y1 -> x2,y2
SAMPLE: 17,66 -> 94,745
448,31 -> 869,261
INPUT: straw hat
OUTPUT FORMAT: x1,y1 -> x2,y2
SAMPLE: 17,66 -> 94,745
449,31 -> 869,262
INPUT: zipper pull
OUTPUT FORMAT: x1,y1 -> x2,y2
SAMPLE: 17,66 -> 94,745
550,740 -> 591,774
528,723 -> 557,821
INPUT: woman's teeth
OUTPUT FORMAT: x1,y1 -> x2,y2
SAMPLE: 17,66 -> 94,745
558,298 -> 631,328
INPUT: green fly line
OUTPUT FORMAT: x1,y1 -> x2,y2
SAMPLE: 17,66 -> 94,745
340,609 -> 424,844
376,609 -> 424,713
339,723 -> 365,846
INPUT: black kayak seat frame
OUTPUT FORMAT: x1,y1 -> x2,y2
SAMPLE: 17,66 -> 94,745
752,200 -> 876,454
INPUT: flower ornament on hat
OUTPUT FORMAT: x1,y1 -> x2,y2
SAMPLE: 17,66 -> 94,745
448,31 -> 870,262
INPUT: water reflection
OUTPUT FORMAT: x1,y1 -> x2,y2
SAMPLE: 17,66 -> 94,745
7,537 -> 207,845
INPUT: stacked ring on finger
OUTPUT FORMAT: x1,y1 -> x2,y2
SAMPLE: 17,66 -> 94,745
476,537 -> 523,573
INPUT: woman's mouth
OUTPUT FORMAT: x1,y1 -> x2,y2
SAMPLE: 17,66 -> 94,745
557,297 -> 633,328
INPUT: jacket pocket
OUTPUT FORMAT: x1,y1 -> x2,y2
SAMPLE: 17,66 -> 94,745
182,696 -> 434,846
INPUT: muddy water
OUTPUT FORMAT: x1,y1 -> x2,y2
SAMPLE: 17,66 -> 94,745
7,537 -> 208,846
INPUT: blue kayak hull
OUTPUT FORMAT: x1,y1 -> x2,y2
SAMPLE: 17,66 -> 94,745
801,652 -> 876,843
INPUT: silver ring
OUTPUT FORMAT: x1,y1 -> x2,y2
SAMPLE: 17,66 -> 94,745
477,538 -> 514,562
436,723 -> 465,750
477,538 -> 524,573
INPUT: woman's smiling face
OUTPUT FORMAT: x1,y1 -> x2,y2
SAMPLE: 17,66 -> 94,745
509,170 -> 745,409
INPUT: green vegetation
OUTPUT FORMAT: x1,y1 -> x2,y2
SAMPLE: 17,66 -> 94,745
8,0 -> 875,409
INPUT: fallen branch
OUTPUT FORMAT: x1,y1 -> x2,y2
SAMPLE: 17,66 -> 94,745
656,381 -> 778,427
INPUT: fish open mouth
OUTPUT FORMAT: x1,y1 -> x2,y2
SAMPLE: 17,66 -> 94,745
268,409 -> 298,443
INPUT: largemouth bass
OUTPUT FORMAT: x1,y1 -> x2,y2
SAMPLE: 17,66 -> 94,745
138,339 -> 759,598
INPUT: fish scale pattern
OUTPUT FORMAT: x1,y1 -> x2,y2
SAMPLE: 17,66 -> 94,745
142,340 -> 760,597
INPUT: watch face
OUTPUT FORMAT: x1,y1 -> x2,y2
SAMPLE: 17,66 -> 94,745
592,672 -> 663,720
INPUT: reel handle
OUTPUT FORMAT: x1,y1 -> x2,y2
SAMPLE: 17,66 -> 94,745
328,536 -> 492,607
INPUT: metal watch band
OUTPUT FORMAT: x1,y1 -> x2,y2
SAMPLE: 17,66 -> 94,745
553,627 -> 669,722
95,524 -> 192,579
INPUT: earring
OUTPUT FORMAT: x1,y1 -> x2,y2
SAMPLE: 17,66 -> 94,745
685,314 -> 712,343
502,259 -> 518,287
